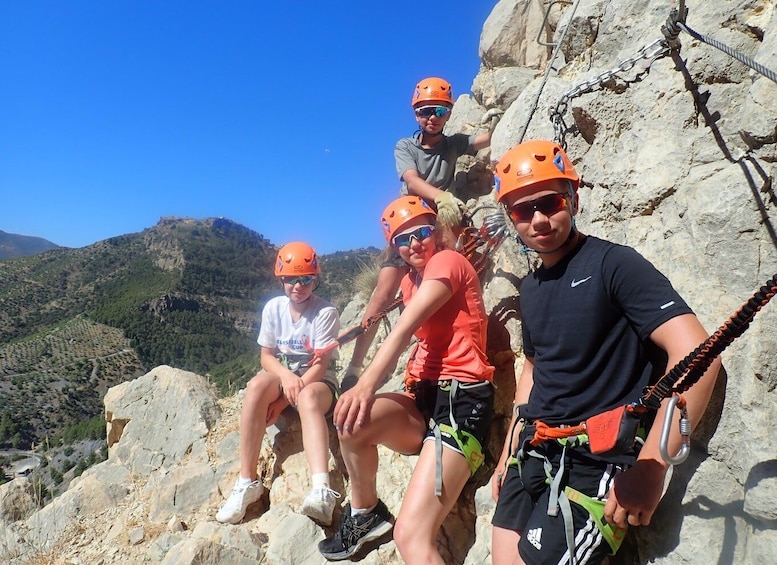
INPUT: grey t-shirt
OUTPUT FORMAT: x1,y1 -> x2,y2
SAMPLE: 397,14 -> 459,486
394,132 -> 476,194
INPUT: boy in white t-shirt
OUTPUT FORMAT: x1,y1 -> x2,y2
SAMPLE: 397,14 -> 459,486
216,242 -> 342,526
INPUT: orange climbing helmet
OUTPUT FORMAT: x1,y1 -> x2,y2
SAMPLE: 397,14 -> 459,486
381,196 -> 437,242
494,140 -> 580,204
411,77 -> 455,108
274,242 -> 320,276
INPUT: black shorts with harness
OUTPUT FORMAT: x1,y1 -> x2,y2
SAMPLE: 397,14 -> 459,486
492,405 -> 643,565
405,376 -> 494,497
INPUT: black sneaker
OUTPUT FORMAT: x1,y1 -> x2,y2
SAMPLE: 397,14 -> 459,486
318,500 -> 393,561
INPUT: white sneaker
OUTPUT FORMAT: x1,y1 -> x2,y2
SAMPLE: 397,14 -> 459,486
301,486 -> 341,525
216,479 -> 263,524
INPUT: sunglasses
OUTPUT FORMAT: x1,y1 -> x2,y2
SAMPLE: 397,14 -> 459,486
392,225 -> 436,248
414,105 -> 450,119
281,275 -> 316,286
506,193 -> 568,223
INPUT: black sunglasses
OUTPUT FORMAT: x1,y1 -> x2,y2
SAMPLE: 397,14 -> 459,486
506,193 -> 568,223
281,275 -> 316,286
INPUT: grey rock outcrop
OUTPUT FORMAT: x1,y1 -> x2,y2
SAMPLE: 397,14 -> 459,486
0,478 -> 37,526
104,364 -> 220,473
1,1 -> 775,563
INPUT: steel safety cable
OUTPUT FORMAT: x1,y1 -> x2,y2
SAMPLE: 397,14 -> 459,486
517,0 -> 583,144
640,272 -> 777,411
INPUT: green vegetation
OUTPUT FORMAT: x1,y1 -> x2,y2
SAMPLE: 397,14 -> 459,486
0,318 -> 142,449
0,230 -> 59,260
318,247 -> 383,309
0,216 -> 380,448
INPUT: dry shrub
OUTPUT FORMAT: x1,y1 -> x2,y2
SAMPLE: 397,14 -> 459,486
353,255 -> 384,299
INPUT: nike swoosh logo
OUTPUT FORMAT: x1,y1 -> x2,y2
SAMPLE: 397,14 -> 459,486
570,276 -> 592,288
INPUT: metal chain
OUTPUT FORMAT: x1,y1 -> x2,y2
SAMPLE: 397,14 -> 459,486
549,38 -> 670,149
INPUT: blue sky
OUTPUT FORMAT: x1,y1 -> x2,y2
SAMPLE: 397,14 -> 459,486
1,1 -> 494,254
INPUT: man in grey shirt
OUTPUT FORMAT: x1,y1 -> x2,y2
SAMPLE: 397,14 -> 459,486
341,77 -> 494,387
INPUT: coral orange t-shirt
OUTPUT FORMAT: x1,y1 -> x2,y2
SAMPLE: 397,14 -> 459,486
401,249 -> 494,384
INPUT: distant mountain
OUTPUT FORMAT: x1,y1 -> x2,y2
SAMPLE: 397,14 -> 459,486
0,230 -> 60,260
0,216 -> 380,449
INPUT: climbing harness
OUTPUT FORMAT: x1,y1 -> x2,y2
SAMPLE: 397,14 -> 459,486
504,272 -> 777,564
507,422 -> 629,561
405,375 -> 490,497
309,210 -> 508,365
523,271 -> 777,465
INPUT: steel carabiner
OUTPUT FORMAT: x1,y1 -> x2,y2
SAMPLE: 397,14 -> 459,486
659,394 -> 692,465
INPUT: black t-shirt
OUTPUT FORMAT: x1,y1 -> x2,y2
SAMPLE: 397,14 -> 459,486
519,236 -> 692,425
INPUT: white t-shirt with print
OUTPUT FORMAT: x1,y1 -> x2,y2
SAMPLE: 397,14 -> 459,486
257,294 -> 340,373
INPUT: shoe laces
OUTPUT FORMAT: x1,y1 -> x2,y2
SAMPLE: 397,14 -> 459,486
318,486 -> 341,500
339,514 -> 355,543
231,479 -> 260,496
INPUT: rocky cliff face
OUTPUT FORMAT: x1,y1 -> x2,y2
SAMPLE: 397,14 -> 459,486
2,1 -> 776,563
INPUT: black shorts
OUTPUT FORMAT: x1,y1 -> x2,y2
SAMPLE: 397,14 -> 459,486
409,379 -> 493,469
492,430 -> 628,565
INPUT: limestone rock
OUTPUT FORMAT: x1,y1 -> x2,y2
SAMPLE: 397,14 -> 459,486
480,0 -> 552,69
0,477 -> 38,525
3,1 -> 777,564
104,365 -> 220,473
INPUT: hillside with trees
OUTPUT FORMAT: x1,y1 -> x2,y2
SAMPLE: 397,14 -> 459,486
0,216 -> 379,451
0,230 -> 60,260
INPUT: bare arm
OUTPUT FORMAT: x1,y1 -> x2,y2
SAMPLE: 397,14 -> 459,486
402,169 -> 445,203
261,346 -> 334,407
642,314 -> 721,463
605,313 -> 721,527
471,131 -> 492,152
333,278 -> 453,431
491,356 -> 534,501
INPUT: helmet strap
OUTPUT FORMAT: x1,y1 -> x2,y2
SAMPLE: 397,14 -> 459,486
515,235 -> 531,254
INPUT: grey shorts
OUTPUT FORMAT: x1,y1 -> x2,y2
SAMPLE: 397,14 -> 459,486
297,361 -> 340,398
